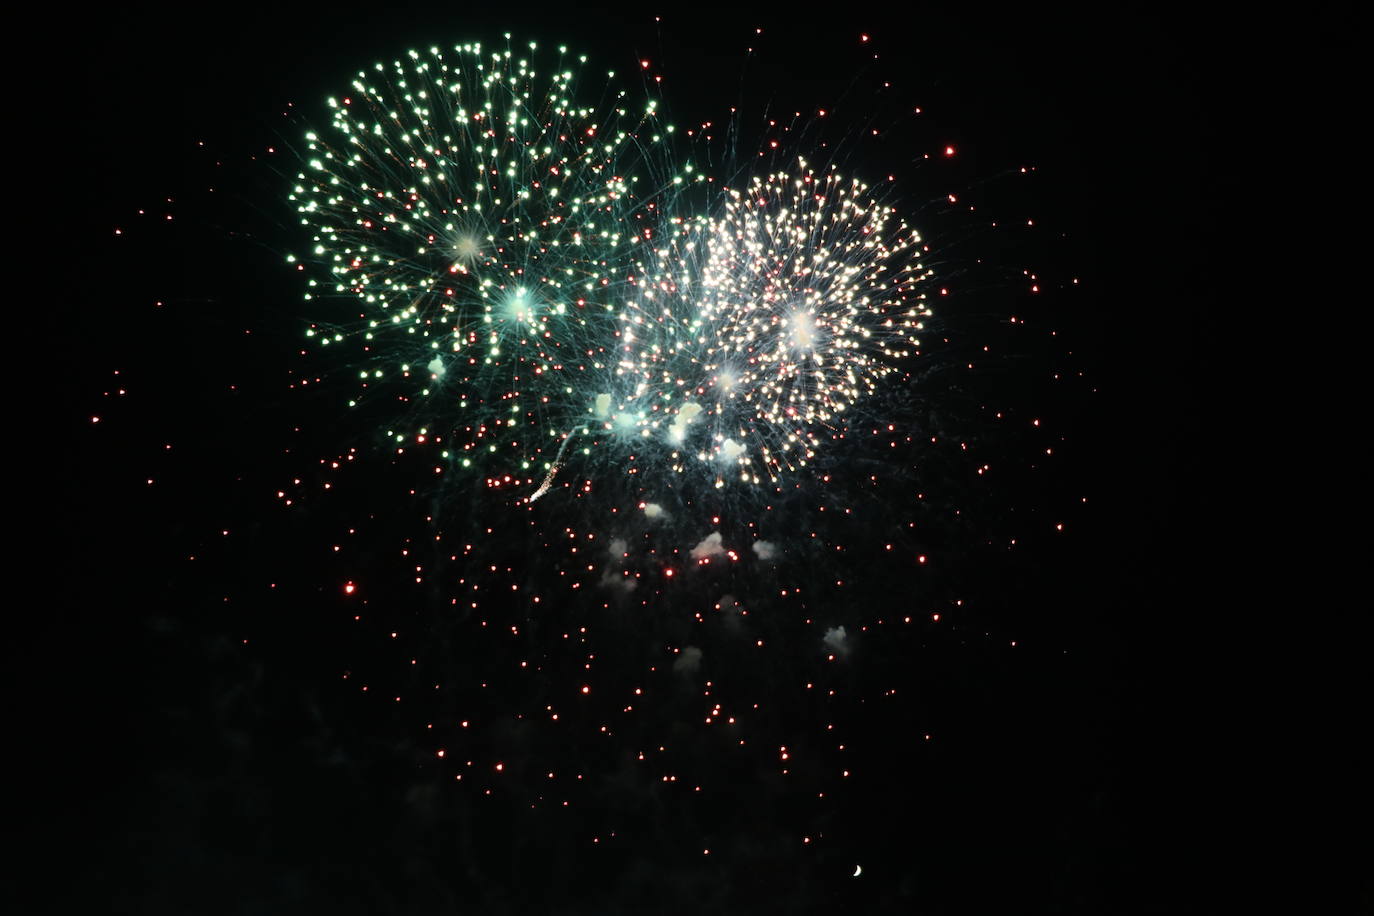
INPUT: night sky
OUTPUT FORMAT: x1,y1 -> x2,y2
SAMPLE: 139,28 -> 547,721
26,5 -> 1259,913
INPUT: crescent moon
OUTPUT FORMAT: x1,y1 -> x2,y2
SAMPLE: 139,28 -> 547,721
853,865 -> 862,877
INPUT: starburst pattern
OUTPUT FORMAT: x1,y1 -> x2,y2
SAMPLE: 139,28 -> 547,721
288,40 -> 694,479
607,164 -> 932,484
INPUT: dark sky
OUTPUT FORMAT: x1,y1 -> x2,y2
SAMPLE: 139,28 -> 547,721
23,5 -> 1262,913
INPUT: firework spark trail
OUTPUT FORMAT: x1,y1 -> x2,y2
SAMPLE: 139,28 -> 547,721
528,428 -> 577,502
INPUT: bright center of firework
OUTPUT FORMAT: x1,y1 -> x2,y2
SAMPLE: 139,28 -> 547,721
503,288 -> 537,324
789,312 -> 817,349
611,411 -> 639,436
453,233 -> 482,266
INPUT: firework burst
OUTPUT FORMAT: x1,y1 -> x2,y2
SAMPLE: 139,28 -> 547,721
289,39 -> 931,498
603,162 -> 932,485
288,39 -> 695,481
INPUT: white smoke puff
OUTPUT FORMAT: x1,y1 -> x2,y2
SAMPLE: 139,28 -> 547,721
427,356 -> 446,378
719,438 -> 745,461
668,401 -> 703,444
716,594 -> 745,630
672,646 -> 703,674
752,540 -> 779,561
599,537 -> 636,594
643,503 -> 666,520
690,531 -> 726,560
593,393 -> 612,418
823,626 -> 850,655
599,568 -> 637,594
